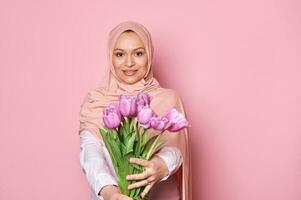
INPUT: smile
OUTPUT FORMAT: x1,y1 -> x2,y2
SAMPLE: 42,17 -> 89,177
123,69 -> 138,76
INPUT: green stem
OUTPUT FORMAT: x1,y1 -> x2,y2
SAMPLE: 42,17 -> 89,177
145,130 -> 165,160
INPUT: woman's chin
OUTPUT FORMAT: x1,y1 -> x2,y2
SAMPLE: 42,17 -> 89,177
121,76 -> 141,84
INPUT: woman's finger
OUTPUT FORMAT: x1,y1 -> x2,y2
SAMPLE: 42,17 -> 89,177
111,193 -> 133,200
126,170 -> 150,180
129,157 -> 149,167
128,179 -> 149,190
120,194 -> 133,200
140,182 -> 154,199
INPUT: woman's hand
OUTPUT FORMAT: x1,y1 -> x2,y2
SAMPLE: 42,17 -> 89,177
100,185 -> 133,200
109,193 -> 133,200
126,155 -> 169,198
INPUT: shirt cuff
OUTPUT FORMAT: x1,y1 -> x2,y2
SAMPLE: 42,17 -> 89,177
94,173 -> 118,198
155,146 -> 183,182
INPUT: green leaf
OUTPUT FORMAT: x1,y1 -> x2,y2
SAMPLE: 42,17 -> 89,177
141,129 -> 149,146
120,143 -> 127,156
99,134 -> 119,174
99,126 -> 108,135
133,128 -> 149,157
100,127 -> 134,197
128,165 -> 144,198
106,139 -> 121,164
129,117 -> 137,131
128,117 -> 132,130
118,123 -> 125,142
133,129 -> 140,157
141,134 -> 160,158
131,163 -> 141,171
154,140 -> 166,151
124,118 -> 130,133
125,131 -> 136,155
102,129 -> 122,170
134,186 -> 142,198
146,140 -> 166,159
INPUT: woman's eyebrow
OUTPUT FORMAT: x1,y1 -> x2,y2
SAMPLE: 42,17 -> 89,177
114,47 -> 145,51
134,47 -> 145,50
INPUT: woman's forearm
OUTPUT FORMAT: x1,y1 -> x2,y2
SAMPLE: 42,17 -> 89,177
79,130 -> 118,198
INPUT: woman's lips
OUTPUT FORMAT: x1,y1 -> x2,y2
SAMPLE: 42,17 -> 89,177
123,69 -> 138,76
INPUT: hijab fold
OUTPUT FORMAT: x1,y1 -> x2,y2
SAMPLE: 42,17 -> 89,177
79,20 -> 192,200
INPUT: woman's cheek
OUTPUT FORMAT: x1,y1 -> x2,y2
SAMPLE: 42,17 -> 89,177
138,67 -> 147,78
117,60 -> 124,67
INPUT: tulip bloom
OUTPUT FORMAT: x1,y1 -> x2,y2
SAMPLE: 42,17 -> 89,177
136,92 -> 152,112
164,107 -> 189,132
137,106 -> 154,128
118,95 -> 137,117
150,116 -> 170,131
102,104 -> 122,129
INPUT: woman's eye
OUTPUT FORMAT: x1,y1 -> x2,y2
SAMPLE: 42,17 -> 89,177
115,52 -> 123,57
136,51 -> 144,56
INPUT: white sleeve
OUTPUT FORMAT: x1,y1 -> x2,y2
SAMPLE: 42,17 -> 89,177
79,130 -> 118,198
155,146 -> 183,182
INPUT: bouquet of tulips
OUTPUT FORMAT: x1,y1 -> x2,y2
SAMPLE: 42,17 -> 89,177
99,92 -> 188,200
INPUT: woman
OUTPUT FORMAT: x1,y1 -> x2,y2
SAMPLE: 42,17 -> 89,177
79,21 -> 192,200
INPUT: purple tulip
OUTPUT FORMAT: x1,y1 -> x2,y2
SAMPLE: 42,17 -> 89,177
150,116 -> 170,131
137,92 -> 152,112
102,104 -> 122,129
164,107 -> 189,132
137,106 -> 154,128
118,95 -> 137,117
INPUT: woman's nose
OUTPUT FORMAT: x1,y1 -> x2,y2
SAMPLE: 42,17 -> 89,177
125,55 -> 134,67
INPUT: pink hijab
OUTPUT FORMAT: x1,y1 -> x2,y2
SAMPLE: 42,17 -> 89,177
79,20 -> 192,200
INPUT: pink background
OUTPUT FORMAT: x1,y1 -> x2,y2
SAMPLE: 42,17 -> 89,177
0,0 -> 300,199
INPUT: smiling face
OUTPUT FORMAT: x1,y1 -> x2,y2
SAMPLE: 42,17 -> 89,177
112,30 -> 148,84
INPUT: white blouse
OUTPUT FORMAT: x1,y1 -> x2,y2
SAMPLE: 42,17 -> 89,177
79,130 -> 183,200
